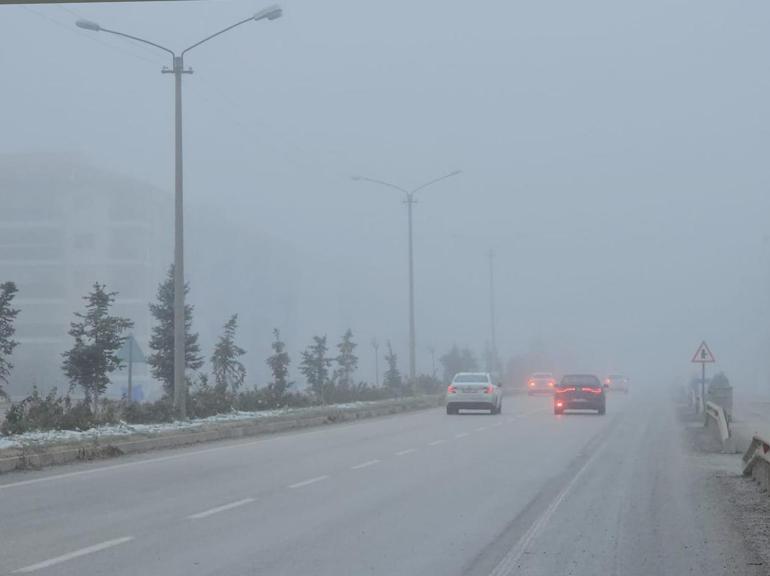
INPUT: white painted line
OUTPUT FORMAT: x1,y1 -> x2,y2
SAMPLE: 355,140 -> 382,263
455,432 -> 470,439
475,426 -> 488,432
395,448 -> 417,456
491,422 -> 504,428
488,442 -> 606,576
351,459 -> 380,470
428,440 -> 445,446
13,536 -> 134,573
506,418 -> 517,424
187,498 -> 255,520
288,475 -> 330,489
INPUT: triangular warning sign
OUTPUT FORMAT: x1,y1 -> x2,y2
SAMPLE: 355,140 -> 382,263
691,341 -> 715,363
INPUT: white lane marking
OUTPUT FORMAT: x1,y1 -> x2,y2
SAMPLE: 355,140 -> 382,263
13,536 -> 134,573
475,426 -> 488,432
491,422 -> 504,428
506,418 -> 517,424
428,440 -> 445,446
351,459 -> 380,470
288,475 -> 329,489
395,448 -> 417,456
187,498 -> 255,520
488,445 -> 604,576
455,432 -> 470,439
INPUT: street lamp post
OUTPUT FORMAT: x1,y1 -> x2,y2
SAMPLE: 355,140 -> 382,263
352,170 -> 461,381
76,5 -> 282,418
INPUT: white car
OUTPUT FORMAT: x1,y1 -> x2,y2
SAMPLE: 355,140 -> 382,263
446,372 -> 502,415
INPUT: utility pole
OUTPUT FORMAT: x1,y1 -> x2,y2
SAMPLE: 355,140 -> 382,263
428,346 -> 436,379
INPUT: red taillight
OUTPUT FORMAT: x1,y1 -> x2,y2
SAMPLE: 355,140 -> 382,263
484,385 -> 494,394
556,401 -> 563,407
447,385 -> 457,394
528,381 -> 535,387
584,387 -> 603,394
548,381 -> 554,387
605,379 -> 611,385
555,386 -> 576,393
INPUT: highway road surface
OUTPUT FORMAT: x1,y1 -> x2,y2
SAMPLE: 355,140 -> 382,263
0,391 -> 765,575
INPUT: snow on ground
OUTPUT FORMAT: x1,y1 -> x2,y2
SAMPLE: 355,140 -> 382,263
0,401 -> 382,450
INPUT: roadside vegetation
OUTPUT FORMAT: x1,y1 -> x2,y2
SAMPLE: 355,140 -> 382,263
0,269 -> 450,437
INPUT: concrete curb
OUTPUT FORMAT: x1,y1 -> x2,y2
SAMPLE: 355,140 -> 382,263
0,395 -> 443,474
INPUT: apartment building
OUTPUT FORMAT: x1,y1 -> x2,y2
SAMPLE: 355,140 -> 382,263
0,154 -> 171,399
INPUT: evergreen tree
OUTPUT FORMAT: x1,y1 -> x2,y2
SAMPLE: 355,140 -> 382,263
148,265 -> 204,398
61,283 -> 133,408
0,282 -> 19,399
440,345 -> 479,383
266,328 -> 292,403
211,314 -> 246,393
299,335 -> 332,403
334,329 -> 358,390
383,340 -> 403,393
460,347 -> 479,372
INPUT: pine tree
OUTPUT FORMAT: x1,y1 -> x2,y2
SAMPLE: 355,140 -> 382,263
211,314 -> 246,393
334,329 -> 358,390
266,328 -> 292,403
440,345 -> 479,383
148,265 -> 204,398
61,283 -> 133,408
299,335 -> 332,403
383,340 -> 403,393
0,282 -> 19,399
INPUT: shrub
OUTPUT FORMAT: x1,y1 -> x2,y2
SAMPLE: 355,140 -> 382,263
188,375 -> 233,419
122,398 -> 174,424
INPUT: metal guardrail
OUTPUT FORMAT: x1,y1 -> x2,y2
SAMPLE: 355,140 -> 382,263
705,401 -> 730,445
743,434 -> 770,491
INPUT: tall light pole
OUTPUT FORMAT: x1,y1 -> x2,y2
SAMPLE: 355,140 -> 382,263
76,5 -> 282,418
352,170 -> 461,381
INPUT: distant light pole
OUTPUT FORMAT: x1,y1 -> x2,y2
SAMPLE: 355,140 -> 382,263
488,249 -> 498,374
352,170 -> 461,381
76,5 -> 282,418
371,338 -> 380,386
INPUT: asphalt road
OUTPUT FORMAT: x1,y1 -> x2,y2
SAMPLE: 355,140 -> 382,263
0,391 -> 765,575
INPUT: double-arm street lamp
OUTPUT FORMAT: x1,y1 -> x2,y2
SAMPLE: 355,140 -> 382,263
352,170 -> 461,381
76,5 -> 282,417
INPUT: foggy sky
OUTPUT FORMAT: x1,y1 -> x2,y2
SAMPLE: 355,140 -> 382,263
2,0 -> 770,390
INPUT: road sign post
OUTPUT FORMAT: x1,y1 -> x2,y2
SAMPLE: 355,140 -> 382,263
691,341 -> 715,422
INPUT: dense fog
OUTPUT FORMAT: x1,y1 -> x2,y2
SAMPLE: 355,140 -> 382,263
2,0 -> 770,396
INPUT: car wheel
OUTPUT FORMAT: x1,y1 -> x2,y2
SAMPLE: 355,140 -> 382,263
497,402 -> 503,415
446,405 -> 455,415
554,406 -> 563,415
598,405 -> 606,415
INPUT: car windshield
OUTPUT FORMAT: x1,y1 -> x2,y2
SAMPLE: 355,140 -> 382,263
532,373 -> 553,379
453,374 -> 489,383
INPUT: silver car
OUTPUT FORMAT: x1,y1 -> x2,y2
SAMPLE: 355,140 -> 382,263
446,372 -> 502,415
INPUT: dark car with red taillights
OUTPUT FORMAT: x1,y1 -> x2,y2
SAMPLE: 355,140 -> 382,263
553,374 -> 606,415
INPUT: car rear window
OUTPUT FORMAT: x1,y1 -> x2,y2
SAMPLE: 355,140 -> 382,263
453,374 -> 489,383
560,375 -> 601,386
532,373 -> 552,379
